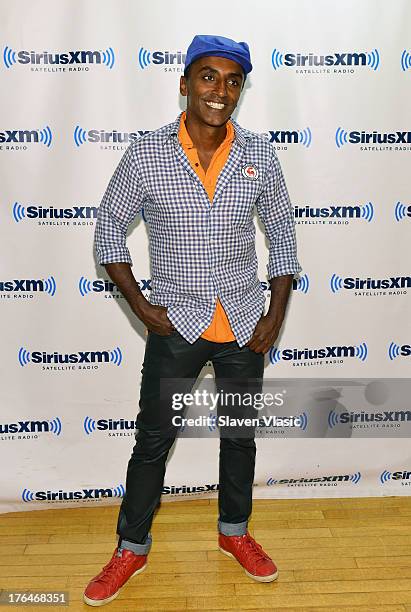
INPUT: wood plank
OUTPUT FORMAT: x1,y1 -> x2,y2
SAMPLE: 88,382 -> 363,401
248,535 -> 411,549
89,522 -> 221,533
286,517 -> 411,529
0,577 -> 68,589
0,524 -> 89,535
0,551 -> 207,566
356,556 -> 411,568
338,496 -> 408,506
323,507 -> 404,519
27,540 -> 218,553
235,578 -> 411,594
69,583 -> 235,599
68,562 -> 294,593
330,526 -> 411,537
0,545 -> 25,554
43,533 -> 407,552
243,608 -> 405,612
246,527 -> 333,539
294,567 -> 411,582
0,564 -> 107,577
0,534 -> 49,544
208,545 -> 411,561
95,596 -> 187,610
239,509 -> 325,520
153,537 -> 411,554
68,570 -> 295,587
243,500 -> 343,510
185,592 -> 411,609
32,537 -> 410,565
206,555 -> 357,571
48,530 -> 219,543
398,508 -> 411,516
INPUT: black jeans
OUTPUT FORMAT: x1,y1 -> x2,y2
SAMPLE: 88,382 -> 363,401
116,330 -> 264,554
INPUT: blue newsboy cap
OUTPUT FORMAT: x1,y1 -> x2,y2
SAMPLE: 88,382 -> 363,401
184,34 -> 252,75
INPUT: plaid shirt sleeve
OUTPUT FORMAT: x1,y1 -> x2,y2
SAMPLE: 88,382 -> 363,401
256,151 -> 301,279
94,144 -> 145,265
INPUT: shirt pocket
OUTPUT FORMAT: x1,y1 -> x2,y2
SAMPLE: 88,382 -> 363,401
218,174 -> 262,228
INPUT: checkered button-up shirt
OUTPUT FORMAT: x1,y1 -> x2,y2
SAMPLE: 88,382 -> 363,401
95,113 -> 301,347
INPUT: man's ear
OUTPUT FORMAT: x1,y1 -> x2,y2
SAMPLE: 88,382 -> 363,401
180,75 -> 187,97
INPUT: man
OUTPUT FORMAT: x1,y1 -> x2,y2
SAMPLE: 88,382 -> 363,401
83,34 -> 301,606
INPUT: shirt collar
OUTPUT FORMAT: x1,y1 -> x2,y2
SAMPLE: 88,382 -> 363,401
165,111 -> 251,148
178,111 -> 194,148
178,111 -> 235,149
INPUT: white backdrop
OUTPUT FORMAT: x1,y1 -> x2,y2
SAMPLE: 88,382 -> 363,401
1,0 -> 410,513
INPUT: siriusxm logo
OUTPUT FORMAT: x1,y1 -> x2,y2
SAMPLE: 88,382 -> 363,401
74,126 -> 150,147
388,342 -> 411,360
267,472 -> 361,486
138,47 -> 186,70
3,46 -> 115,69
328,409 -> 411,428
263,128 -> 312,148
79,277 -> 120,297
261,275 -> 309,295
293,274 -> 310,294
336,128 -> 411,148
380,470 -> 411,484
272,48 -> 380,71
84,417 -> 136,435
18,346 -> 123,368
12,202 -> 98,223
0,277 -> 56,296
331,274 -> 410,293
0,417 -> 61,436
78,277 -> 151,297
295,202 -> 374,223
401,50 -> 411,71
162,483 -> 219,495
269,343 -> 368,365
394,202 -> 411,222
0,126 -> 52,148
22,484 -> 124,503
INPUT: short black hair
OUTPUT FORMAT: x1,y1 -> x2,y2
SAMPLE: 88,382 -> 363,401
183,64 -> 191,79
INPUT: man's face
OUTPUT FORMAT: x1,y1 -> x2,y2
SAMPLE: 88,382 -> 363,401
180,56 -> 244,128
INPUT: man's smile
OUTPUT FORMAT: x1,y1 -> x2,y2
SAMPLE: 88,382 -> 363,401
204,100 -> 226,110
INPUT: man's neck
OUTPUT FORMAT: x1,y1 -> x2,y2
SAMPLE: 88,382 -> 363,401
184,111 -> 228,154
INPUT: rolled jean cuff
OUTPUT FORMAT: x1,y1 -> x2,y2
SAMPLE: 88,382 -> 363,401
218,520 -> 248,536
119,532 -> 152,555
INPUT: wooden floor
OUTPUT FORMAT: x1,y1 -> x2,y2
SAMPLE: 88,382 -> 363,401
0,496 -> 411,611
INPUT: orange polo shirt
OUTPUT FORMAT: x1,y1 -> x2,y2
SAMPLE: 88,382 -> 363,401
179,112 -> 236,342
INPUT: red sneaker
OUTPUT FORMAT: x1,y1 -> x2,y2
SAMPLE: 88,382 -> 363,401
219,532 -> 278,582
83,547 -> 147,606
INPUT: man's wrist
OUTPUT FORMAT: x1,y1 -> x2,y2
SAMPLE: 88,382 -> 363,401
265,309 -> 285,324
132,293 -> 151,318
266,275 -> 293,323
